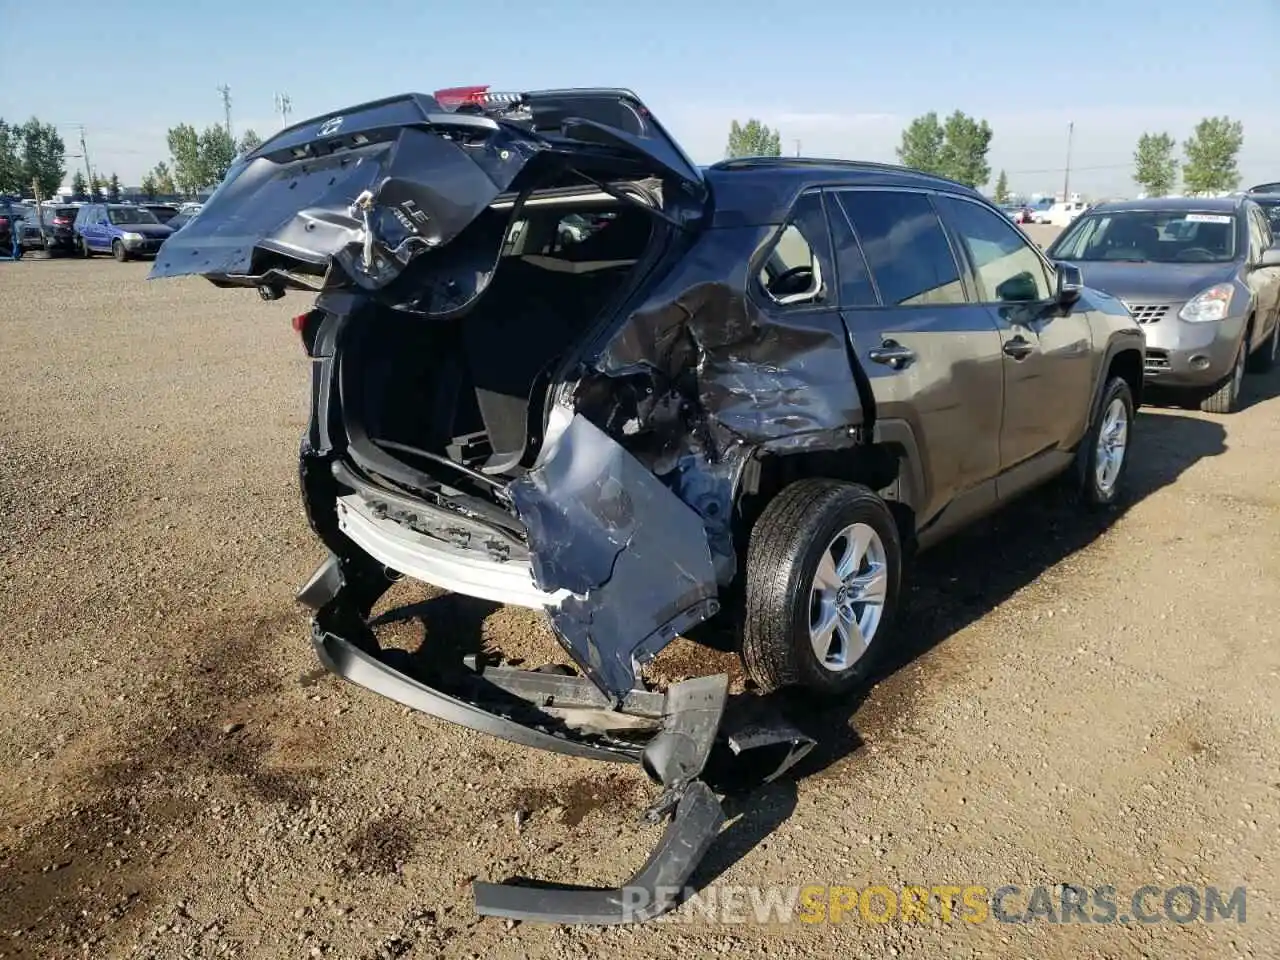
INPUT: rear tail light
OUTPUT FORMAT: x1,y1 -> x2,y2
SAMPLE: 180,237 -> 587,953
53,217 -> 71,226
292,310 -> 324,354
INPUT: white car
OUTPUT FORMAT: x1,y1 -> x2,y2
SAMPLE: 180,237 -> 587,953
1035,200 -> 1088,227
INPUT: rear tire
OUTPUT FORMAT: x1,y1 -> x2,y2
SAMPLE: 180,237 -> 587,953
1200,336 -> 1247,414
740,479 -> 902,697
79,237 -> 92,258
1246,319 -> 1278,374
112,239 -> 129,262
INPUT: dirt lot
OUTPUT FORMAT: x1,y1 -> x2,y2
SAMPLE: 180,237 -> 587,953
1,255 -> 1277,959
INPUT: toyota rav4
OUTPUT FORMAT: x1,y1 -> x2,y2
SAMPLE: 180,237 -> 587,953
152,86 -> 1145,923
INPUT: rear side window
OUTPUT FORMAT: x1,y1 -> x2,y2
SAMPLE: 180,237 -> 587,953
757,192 -> 834,308
835,191 -> 965,306
937,196 -> 1053,302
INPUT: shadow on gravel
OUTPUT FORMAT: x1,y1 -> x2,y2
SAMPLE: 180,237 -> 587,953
779,407 -> 1228,780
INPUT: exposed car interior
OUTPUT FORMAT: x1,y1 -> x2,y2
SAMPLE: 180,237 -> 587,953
345,192 -> 658,499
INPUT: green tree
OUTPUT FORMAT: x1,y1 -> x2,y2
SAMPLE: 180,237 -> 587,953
151,162 -> 176,196
198,124 -> 237,185
167,123 -> 204,196
140,172 -> 158,199
1182,116 -> 1243,195
18,118 -> 66,199
70,169 -> 88,199
1132,132 -> 1178,196
238,128 -> 263,154
896,112 -> 946,175
0,119 -> 22,195
107,172 -> 121,201
994,169 -> 1010,204
937,110 -> 993,188
725,119 -> 782,159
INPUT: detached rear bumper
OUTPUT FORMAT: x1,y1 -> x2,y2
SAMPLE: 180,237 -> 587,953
298,553 -> 814,924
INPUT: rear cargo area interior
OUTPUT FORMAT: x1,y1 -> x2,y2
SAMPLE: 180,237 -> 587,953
344,199 -> 656,496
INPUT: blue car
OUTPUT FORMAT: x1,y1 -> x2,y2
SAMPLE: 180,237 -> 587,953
74,202 -> 174,261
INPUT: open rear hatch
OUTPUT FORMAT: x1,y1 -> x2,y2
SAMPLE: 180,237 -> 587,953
150,87 -> 707,293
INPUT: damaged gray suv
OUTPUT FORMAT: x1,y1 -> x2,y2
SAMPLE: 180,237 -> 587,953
154,87 -> 1145,923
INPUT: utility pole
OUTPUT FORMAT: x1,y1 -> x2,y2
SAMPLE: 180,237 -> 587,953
794,139 -> 801,157
218,84 -> 233,140
1062,121 -> 1074,201
274,92 -> 293,129
77,125 -> 94,198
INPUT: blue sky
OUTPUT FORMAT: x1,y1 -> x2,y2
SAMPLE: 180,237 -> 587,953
2,0 -> 1277,197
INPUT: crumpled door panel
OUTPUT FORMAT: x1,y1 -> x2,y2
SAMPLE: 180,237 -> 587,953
509,414 -> 720,702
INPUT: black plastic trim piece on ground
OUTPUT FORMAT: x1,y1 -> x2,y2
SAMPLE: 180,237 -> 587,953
472,780 -> 724,924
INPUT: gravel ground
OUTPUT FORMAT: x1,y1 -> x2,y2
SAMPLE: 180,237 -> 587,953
1,254 -> 1277,959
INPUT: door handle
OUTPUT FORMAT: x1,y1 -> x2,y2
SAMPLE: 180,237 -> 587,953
868,340 -> 916,369
1003,336 -> 1035,360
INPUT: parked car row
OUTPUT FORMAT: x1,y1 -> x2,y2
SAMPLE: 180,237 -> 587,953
0,199 -> 196,260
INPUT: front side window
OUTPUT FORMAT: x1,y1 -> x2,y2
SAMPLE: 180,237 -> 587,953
1050,210 -> 1238,263
757,191 -> 833,307
835,190 -> 965,306
937,196 -> 1053,303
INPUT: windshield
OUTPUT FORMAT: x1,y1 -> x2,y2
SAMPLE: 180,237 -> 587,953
1050,210 -> 1238,263
107,207 -> 160,225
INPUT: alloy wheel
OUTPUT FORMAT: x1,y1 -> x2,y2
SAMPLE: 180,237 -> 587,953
808,523 -> 888,671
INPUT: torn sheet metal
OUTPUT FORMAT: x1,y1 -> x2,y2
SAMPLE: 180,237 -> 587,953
593,226 -> 865,456
509,414 -> 720,702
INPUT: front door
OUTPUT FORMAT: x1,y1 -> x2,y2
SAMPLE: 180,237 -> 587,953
935,194 -> 1095,491
829,187 -> 1005,530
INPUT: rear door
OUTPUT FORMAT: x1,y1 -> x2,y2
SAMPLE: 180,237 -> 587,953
829,187 -> 1005,530
935,193 -> 1094,482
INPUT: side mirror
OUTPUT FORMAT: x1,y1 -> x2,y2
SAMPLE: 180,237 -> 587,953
1055,262 -> 1083,306
1259,247 -> 1280,268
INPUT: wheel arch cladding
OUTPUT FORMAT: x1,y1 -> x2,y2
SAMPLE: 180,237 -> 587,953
1107,346 -> 1144,408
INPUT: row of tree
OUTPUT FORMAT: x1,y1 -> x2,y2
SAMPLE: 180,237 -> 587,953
1132,117 -> 1244,196
0,118 -> 67,198
723,112 -> 1250,199
138,125 -> 263,199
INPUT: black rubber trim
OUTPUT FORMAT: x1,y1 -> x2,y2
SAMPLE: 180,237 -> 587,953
313,626 -> 636,765
472,779 -> 724,924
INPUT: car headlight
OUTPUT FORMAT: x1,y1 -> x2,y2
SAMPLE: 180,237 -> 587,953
121,231 -> 144,241
1178,283 -> 1235,323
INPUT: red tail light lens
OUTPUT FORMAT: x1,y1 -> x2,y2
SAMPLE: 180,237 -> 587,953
53,217 -> 71,226
291,312 -> 309,334
433,85 -> 491,109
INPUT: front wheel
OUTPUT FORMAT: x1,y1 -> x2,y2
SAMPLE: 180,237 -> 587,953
1076,375 -> 1135,507
740,479 -> 902,696
1200,337 -> 1247,414
111,239 -> 129,262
